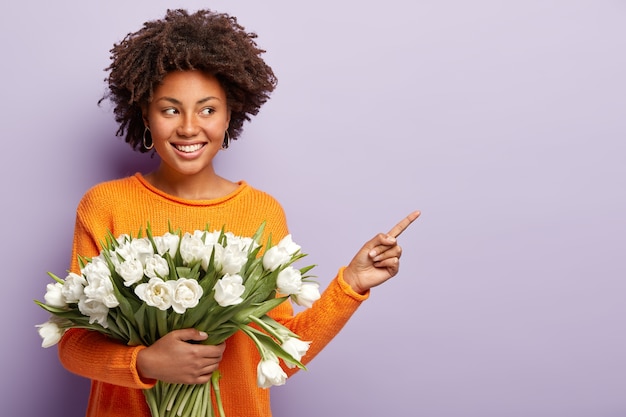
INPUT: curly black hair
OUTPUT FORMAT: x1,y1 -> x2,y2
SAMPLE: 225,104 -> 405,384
99,9 -> 277,152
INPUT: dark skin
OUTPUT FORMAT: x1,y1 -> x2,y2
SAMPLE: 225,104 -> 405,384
137,328 -> 224,385
343,210 -> 421,295
136,210 -> 420,384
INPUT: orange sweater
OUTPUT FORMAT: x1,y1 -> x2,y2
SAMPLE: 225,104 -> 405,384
58,173 -> 368,417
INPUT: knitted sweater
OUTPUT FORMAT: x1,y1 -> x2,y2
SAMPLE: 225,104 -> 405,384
58,173 -> 368,417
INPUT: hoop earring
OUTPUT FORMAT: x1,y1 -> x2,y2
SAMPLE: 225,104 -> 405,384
222,130 -> 230,149
143,127 -> 154,150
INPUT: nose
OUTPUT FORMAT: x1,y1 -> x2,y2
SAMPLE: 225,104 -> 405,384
177,114 -> 200,137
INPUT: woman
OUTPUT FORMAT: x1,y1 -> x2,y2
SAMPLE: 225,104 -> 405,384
58,8 -> 419,417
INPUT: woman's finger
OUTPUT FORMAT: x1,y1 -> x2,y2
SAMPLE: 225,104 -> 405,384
387,211 -> 420,239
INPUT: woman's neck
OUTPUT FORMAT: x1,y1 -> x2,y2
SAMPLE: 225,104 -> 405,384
144,167 -> 237,200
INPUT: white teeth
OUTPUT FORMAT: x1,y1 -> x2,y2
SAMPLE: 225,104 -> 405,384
175,143 -> 203,153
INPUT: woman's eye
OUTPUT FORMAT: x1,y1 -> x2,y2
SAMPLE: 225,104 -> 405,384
200,107 -> 214,115
163,108 -> 178,115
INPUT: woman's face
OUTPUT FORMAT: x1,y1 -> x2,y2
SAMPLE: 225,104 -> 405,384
144,70 -> 231,179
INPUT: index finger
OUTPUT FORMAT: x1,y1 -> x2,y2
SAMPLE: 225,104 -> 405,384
387,210 -> 420,238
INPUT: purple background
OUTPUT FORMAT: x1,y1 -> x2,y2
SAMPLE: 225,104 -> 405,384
2,1 -> 625,416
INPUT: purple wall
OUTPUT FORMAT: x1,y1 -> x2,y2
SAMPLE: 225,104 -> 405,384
3,1 -> 625,416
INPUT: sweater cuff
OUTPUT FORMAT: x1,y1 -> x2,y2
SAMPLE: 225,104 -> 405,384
131,345 -> 157,388
337,267 -> 370,301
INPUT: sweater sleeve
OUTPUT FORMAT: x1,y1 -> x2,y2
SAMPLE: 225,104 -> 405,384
57,195 -> 157,389
58,329 -> 156,389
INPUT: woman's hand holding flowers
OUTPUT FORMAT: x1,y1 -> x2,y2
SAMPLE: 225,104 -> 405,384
137,329 -> 226,385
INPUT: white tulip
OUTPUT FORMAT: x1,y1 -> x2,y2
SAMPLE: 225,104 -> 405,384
292,282 -> 321,308
281,337 -> 311,368
134,277 -> 173,310
169,278 -> 203,314
213,274 -> 245,307
256,353 -> 287,388
276,267 -> 302,295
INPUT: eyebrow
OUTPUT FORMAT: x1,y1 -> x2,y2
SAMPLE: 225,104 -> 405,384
156,96 -> 221,105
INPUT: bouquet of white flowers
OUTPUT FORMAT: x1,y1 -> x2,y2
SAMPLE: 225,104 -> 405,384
35,223 -> 321,417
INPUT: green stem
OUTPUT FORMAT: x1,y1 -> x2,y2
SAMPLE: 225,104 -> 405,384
205,378 -> 214,417
181,385 -> 198,417
211,370 -> 225,417
162,383 -> 184,415
238,324 -> 269,360
247,315 -> 283,341
144,388 -> 161,417
191,384 -> 205,417
175,384 -> 194,416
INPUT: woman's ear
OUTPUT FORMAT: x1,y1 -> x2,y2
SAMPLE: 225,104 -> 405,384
141,105 -> 150,128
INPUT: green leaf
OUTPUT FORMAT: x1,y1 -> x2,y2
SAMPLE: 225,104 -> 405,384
231,296 -> 288,324
34,299 -> 69,314
46,271 -> 66,284
175,267 -> 193,279
145,222 -> 159,253
143,305 -> 158,343
299,264 -> 317,276
241,324 -> 306,370
133,304 -> 151,345
250,222 -> 266,245
155,308 -> 168,339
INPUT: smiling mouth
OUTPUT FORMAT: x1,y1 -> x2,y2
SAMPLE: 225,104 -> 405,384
173,143 -> 205,153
